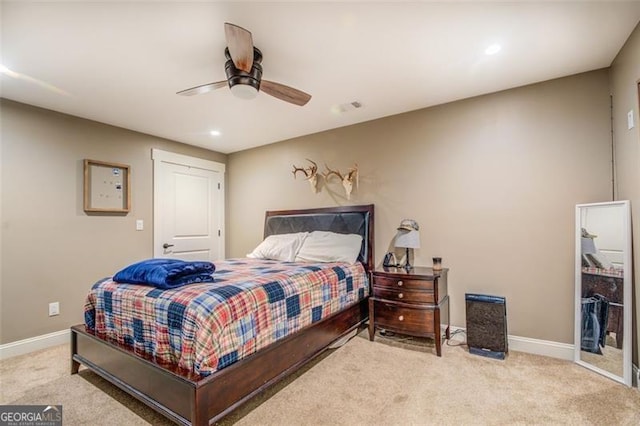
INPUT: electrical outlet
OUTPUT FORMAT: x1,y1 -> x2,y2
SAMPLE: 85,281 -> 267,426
136,219 -> 144,231
48,302 -> 60,317
628,110 -> 635,130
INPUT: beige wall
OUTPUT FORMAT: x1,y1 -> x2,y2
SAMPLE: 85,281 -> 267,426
610,22 -> 640,365
0,67 -> 618,347
228,70 -> 612,344
0,99 -> 226,343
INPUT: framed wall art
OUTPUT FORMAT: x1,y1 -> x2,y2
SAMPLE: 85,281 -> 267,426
83,159 -> 131,213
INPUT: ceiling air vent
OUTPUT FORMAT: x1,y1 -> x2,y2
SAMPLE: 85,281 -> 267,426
334,101 -> 364,113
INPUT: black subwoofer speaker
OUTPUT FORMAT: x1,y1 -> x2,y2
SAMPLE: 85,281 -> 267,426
465,293 -> 508,360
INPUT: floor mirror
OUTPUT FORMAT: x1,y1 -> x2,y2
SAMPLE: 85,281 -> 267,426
575,200 -> 632,386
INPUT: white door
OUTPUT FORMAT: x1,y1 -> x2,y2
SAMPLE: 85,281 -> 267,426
152,149 -> 225,261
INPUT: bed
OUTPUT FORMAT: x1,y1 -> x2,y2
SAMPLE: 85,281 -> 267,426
70,204 -> 374,425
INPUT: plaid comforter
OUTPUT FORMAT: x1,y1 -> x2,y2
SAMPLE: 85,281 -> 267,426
84,258 -> 368,376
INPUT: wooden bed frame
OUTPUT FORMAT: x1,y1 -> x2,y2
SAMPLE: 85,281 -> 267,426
71,204 -> 374,425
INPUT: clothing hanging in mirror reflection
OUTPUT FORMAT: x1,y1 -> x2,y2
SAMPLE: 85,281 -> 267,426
581,294 -> 609,355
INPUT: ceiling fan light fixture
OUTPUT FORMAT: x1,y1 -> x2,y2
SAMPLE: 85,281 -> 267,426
230,83 -> 259,100
225,53 -> 262,100
178,24 -> 311,106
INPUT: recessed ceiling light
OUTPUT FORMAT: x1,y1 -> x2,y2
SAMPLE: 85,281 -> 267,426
210,130 -> 221,137
485,44 -> 502,55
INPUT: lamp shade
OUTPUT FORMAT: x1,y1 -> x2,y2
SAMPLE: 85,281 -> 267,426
581,237 -> 597,254
395,230 -> 421,249
230,83 -> 258,99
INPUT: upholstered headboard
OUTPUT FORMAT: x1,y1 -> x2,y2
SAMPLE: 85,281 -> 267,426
264,205 -> 375,271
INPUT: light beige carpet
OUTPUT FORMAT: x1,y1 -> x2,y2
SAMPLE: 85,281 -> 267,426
1,330 -> 639,425
580,335 -> 623,378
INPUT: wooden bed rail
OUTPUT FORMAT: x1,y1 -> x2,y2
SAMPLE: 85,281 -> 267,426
71,299 -> 368,425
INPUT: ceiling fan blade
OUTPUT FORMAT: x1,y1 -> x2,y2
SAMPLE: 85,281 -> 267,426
176,81 -> 227,96
261,80 -> 311,106
224,23 -> 254,73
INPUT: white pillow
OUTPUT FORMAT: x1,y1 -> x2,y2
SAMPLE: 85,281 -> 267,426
295,231 -> 363,264
247,232 -> 309,262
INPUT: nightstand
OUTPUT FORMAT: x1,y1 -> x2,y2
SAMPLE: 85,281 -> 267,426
368,266 -> 450,356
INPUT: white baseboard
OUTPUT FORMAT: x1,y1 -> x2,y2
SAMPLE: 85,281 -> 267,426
508,335 -> 574,360
449,326 -> 574,360
0,329 -> 70,360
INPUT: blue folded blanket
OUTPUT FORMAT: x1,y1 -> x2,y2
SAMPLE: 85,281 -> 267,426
113,258 -> 215,289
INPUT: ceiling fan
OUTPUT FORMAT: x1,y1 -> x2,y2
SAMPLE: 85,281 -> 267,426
177,23 -> 312,106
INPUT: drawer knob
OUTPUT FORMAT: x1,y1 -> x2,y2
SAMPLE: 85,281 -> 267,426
398,315 -> 404,321
397,280 -> 403,287
398,293 -> 404,299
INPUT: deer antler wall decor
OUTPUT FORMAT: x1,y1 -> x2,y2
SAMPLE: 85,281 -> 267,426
292,159 -> 319,193
323,163 -> 359,200
292,159 -> 360,198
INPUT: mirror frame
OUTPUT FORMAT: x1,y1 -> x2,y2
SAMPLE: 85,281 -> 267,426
574,200 -> 632,386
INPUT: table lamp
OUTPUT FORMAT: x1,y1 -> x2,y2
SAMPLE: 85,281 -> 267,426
395,219 -> 420,270
581,231 -> 597,255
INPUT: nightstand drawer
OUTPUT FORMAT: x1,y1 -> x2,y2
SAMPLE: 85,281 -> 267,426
373,300 -> 434,335
372,275 -> 433,291
372,286 -> 434,303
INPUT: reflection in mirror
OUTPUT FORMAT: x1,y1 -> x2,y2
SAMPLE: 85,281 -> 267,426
575,201 -> 632,386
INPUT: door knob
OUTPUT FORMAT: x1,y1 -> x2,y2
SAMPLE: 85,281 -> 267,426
163,243 -> 174,249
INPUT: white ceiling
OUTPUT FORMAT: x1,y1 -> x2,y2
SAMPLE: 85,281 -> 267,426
2,1 -> 640,154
